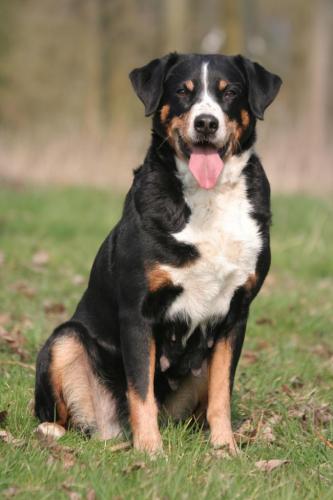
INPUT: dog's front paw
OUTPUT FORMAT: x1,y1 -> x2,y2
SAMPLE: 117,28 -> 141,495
210,430 -> 239,456
133,431 -> 163,455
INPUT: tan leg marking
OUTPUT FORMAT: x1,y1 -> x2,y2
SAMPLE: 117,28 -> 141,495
127,340 -> 162,454
50,332 -> 121,439
207,338 -> 238,455
163,361 -> 208,421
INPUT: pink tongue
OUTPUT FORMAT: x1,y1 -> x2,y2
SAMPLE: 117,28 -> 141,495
188,147 -> 224,189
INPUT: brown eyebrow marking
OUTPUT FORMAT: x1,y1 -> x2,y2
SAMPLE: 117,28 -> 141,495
218,79 -> 229,91
184,80 -> 194,92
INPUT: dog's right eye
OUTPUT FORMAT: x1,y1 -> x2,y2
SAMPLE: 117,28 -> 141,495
176,88 -> 187,96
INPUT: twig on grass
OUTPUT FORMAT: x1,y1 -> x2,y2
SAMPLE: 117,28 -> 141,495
0,359 -> 35,372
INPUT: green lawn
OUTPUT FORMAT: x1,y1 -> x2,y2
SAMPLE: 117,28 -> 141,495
0,186 -> 333,499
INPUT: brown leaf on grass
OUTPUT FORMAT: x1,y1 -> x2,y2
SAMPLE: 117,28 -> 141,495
256,340 -> 271,350
255,459 -> 290,472
256,317 -> 274,326
261,424 -> 276,443
0,251 -> 5,267
43,301 -> 66,315
10,281 -> 36,298
32,250 -> 50,266
0,410 -> 8,424
72,274 -> 85,286
45,443 -> 77,470
0,313 -> 11,327
68,493 -> 81,500
312,343 -> 333,359
313,404 -> 333,426
242,350 -> 259,365
288,402 -> 333,427
0,324 -> 28,360
86,489 -> 96,500
0,429 -> 25,447
234,419 -> 257,444
2,487 -> 19,498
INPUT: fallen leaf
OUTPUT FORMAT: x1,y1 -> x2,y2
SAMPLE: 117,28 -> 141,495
261,424 -> 276,443
42,442 -> 77,470
86,489 -> 96,500
32,250 -> 50,266
255,459 -> 290,472
43,301 -> 66,315
242,350 -> 259,365
312,343 -> 333,359
0,324 -> 28,360
2,487 -> 19,498
0,429 -> 25,447
313,404 -> 333,426
10,281 -> 36,298
72,274 -> 85,286
281,384 -> 292,395
68,493 -> 81,500
256,317 -> 274,326
36,422 -> 66,443
0,313 -> 11,327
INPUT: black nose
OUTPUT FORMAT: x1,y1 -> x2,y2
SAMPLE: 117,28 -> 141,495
194,114 -> 219,135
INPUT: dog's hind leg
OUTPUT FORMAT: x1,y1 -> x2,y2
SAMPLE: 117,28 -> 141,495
35,328 -> 121,440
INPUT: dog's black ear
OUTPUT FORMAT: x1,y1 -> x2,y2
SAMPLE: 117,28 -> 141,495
235,55 -> 282,120
129,53 -> 178,116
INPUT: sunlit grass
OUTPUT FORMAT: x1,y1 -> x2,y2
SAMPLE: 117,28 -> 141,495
0,187 -> 332,499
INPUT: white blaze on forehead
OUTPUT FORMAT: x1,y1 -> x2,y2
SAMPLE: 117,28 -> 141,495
188,62 -> 227,144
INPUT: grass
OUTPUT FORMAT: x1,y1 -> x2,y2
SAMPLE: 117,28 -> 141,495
0,186 -> 333,499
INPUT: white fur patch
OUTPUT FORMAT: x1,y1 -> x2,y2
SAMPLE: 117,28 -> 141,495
163,150 -> 261,331
188,62 -> 227,145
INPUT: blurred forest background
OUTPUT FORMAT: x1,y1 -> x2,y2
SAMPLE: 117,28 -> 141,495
0,0 -> 332,193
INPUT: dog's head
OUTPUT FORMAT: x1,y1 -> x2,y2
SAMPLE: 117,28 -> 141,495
130,53 -> 281,188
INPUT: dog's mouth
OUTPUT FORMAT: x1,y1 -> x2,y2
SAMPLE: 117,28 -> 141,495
178,135 -> 227,190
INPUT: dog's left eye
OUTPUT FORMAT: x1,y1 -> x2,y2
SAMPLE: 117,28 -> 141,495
223,89 -> 238,101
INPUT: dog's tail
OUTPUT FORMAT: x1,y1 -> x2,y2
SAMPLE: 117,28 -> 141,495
35,336 -> 57,423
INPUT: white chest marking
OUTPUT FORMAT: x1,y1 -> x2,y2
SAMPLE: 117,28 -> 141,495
162,150 -> 262,329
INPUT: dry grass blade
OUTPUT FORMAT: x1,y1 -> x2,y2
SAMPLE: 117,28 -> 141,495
108,441 -> 131,452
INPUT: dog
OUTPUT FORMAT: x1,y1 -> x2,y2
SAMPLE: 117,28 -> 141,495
35,53 -> 282,455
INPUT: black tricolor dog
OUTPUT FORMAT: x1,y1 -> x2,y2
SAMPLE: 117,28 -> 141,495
35,53 -> 281,455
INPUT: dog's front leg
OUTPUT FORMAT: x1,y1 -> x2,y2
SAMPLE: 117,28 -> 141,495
207,321 -> 246,455
121,318 -> 162,454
